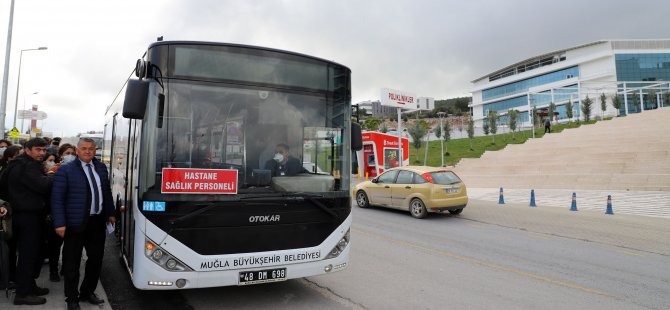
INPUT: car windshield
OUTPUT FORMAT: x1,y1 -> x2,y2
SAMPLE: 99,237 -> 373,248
430,171 -> 462,185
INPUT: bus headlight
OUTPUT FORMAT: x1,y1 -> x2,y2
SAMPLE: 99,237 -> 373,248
166,259 -> 177,270
145,238 -> 193,272
326,229 -> 350,259
152,249 -> 164,260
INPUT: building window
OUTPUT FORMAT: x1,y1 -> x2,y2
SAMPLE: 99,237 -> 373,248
483,66 -> 580,101
615,53 -> 670,82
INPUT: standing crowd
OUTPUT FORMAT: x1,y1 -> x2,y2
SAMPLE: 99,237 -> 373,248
0,136 -> 115,310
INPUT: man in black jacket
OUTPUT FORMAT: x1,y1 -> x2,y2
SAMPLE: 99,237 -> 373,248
7,138 -> 53,305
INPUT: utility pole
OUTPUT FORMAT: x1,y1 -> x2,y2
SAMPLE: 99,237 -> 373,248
0,0 -> 16,136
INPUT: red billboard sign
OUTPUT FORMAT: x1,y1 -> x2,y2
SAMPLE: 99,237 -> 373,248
161,168 -> 238,194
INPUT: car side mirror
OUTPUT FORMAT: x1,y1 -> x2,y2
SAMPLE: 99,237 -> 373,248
371,178 -> 378,183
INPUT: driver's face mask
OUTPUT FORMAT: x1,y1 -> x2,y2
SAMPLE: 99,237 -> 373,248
273,153 -> 284,163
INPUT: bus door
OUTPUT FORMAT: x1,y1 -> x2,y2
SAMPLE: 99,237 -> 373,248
123,119 -> 139,269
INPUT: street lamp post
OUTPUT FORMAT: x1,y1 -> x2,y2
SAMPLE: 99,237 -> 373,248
0,0 -> 16,136
13,47 -> 47,130
437,112 -> 445,167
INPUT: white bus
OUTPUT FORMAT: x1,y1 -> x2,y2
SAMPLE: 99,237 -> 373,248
103,40 -> 362,289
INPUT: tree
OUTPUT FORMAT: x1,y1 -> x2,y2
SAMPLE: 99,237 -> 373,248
508,109 -> 518,139
487,110 -> 498,144
457,117 -> 464,138
380,121 -> 388,133
443,118 -> 452,156
565,99 -> 573,122
600,93 -> 607,119
611,94 -> 622,116
648,90 -> 657,110
443,119 -> 452,142
434,123 -> 441,140
581,95 -> 593,122
632,93 -> 639,112
548,102 -> 556,123
482,118 -> 490,136
467,116 -> 475,150
362,117 -> 382,131
407,121 -> 427,161
664,92 -> 670,108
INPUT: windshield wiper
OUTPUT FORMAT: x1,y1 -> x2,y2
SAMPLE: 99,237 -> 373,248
305,197 -> 339,220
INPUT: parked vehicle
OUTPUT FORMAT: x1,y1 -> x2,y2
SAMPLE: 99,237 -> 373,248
354,166 -> 468,218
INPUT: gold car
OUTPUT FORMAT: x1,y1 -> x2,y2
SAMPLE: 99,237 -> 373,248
354,166 -> 468,219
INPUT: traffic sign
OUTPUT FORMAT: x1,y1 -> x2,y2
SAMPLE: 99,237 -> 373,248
17,110 -> 48,120
9,127 -> 20,138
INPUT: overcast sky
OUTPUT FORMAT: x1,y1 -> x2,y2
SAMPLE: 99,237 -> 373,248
1,0 -> 669,136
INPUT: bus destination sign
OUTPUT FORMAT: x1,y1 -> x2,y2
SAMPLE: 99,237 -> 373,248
161,168 -> 238,194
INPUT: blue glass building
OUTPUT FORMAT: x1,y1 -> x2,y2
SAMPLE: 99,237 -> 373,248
470,40 -> 670,128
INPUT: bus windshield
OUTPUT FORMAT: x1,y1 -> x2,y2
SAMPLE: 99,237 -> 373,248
138,80 -> 349,201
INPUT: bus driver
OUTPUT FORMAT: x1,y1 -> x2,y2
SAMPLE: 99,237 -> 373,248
264,143 -> 304,176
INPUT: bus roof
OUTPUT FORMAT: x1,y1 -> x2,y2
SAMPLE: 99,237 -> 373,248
146,40 -> 351,72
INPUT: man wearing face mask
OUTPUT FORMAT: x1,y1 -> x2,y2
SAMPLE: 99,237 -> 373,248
264,143 -> 304,176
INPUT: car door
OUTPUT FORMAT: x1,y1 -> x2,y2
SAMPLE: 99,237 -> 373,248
367,170 -> 398,207
390,170 -> 415,209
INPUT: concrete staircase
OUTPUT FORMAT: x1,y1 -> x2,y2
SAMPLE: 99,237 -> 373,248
453,108 -> 670,191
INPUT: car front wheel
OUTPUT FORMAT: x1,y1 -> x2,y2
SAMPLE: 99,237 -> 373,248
356,190 -> 370,208
409,198 -> 427,219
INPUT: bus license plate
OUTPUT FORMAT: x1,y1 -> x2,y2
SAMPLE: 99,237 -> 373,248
239,268 -> 287,285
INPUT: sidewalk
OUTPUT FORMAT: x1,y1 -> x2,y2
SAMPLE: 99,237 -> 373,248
467,187 -> 670,219
0,257 -> 112,310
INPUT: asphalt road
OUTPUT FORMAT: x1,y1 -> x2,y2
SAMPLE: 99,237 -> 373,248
100,199 -> 670,310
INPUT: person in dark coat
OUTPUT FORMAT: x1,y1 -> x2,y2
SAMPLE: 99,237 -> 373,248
6,138 -> 53,305
544,117 -> 551,133
51,138 -> 115,310
264,143 -> 305,176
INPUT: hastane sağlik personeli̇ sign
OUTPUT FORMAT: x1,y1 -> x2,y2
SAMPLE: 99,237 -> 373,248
161,168 -> 238,194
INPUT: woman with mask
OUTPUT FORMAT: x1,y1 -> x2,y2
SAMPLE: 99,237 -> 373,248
0,139 -> 12,161
43,154 -> 57,173
44,143 -> 75,282
48,144 -> 75,173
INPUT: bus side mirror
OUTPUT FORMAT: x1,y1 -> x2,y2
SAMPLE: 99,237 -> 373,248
351,122 -> 363,151
122,79 -> 149,119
